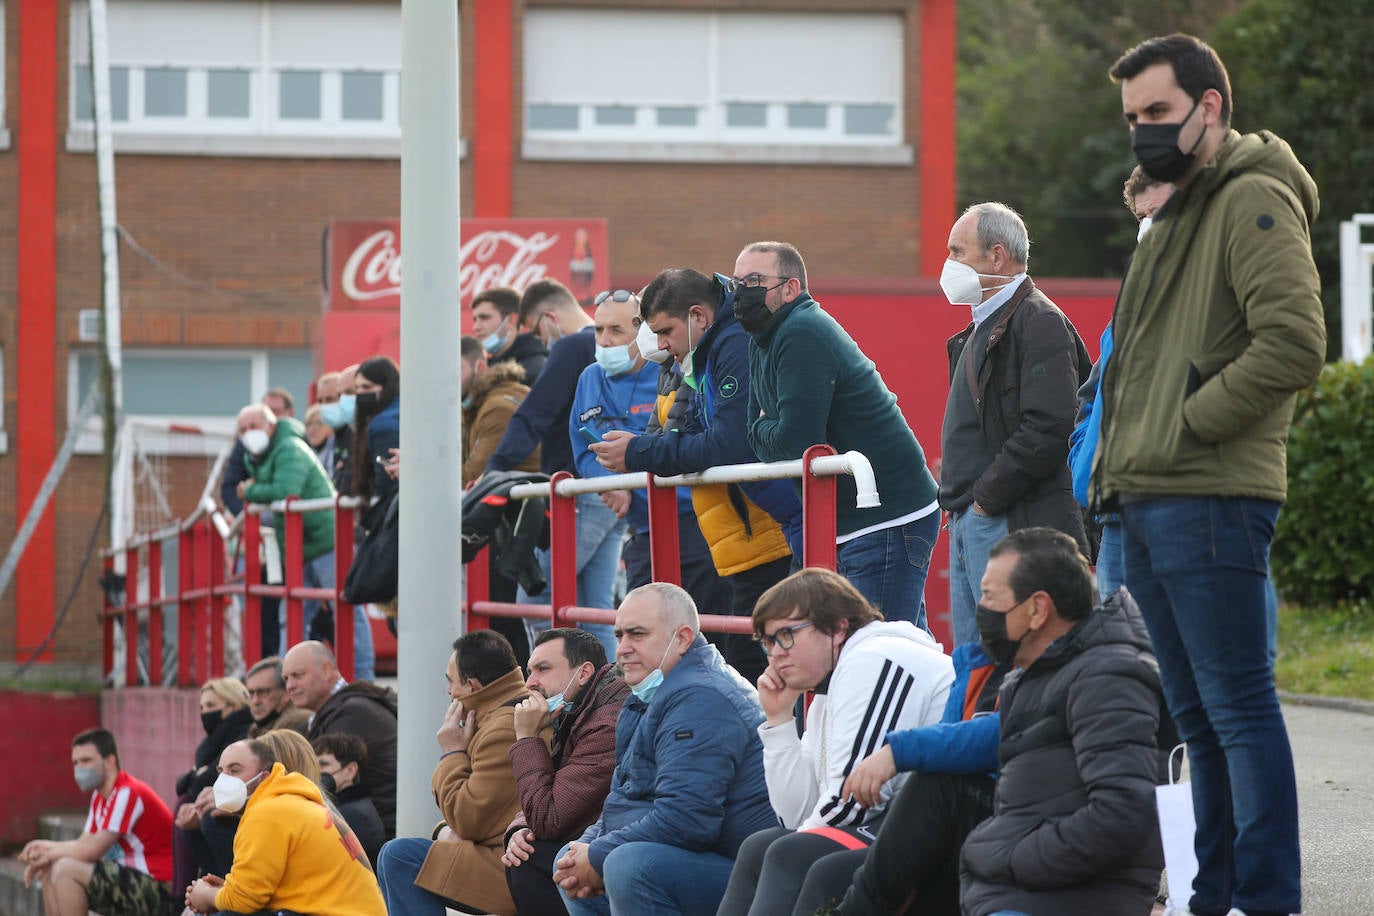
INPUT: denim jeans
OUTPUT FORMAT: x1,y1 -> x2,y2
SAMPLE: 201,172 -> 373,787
376,837 -> 465,916
836,510 -> 940,632
947,509 -> 1010,647
1120,496 -> 1300,916
520,492 -> 624,660
293,550 -> 376,681
1096,519 -> 1125,603
558,841 -> 737,916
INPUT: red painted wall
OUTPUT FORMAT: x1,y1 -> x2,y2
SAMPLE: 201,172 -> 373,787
1,691 -> 101,845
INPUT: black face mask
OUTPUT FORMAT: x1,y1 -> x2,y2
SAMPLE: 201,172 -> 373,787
200,709 -> 224,736
975,601 -> 1024,668
1131,98 -> 1204,182
735,285 -> 776,335
355,390 -> 381,418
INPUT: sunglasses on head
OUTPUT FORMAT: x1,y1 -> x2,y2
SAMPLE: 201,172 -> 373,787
594,289 -> 640,306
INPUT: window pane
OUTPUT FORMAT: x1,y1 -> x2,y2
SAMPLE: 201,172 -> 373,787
594,105 -> 635,127
74,65 -> 129,122
76,352 -> 254,415
112,68 -> 130,121
656,106 -> 696,127
726,103 -> 766,128
145,67 -> 188,117
278,71 -> 322,119
341,71 -> 384,121
844,103 -> 894,136
207,69 -> 251,118
787,103 -> 827,129
527,104 -> 579,131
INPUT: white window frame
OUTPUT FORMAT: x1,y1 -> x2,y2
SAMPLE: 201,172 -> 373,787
68,348 -> 269,455
523,10 -> 911,166
66,1 -> 410,159
0,1 -> 9,150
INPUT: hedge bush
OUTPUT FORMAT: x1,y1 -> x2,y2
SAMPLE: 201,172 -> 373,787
1272,357 -> 1374,607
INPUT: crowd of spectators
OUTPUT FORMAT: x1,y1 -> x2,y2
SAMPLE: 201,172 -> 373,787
34,32 -> 1320,916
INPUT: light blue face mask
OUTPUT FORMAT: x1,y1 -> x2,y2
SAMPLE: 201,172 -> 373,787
319,401 -> 345,429
630,639 -> 677,704
336,394 -> 357,426
545,670 -> 581,715
595,343 -> 636,376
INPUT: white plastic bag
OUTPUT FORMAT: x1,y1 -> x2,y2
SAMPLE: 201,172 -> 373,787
1156,742 -> 1198,910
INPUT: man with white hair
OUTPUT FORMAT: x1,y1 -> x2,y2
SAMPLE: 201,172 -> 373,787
937,202 -> 1092,647
552,583 -> 774,915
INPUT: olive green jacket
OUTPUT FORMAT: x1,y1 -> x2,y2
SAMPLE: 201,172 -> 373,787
1094,130 -> 1325,504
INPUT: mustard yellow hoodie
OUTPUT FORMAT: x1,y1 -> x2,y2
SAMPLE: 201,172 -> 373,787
215,763 -> 386,916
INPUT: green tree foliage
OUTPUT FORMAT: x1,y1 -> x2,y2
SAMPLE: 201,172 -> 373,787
956,1 -> 1239,276
1271,358 -> 1374,607
1212,0 -> 1374,360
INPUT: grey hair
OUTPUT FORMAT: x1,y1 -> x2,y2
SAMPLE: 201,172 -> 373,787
625,582 -> 700,635
963,202 -> 1030,267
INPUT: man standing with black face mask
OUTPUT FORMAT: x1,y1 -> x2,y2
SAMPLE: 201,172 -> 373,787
1096,34 -> 1325,916
737,241 -> 942,630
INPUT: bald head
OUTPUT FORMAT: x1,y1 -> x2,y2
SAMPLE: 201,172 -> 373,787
282,641 -> 340,712
338,364 -> 360,394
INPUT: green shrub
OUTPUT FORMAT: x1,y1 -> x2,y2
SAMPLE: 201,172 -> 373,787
1273,357 -> 1374,607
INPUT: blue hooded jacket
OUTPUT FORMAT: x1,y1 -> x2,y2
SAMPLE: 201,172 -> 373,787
579,634 -> 775,872
569,359 -> 660,531
1069,322 -> 1114,508
886,642 -> 1001,777
623,277 -> 804,551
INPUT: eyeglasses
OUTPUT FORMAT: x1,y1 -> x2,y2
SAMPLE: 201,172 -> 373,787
594,289 -> 640,306
247,687 -> 281,699
755,620 -> 816,652
728,273 -> 794,292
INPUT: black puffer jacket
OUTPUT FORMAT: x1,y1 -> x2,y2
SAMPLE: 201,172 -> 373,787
960,591 -> 1167,916
310,681 -> 399,837
944,278 -> 1092,551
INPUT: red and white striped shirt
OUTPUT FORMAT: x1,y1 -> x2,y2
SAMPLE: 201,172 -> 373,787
83,770 -> 174,882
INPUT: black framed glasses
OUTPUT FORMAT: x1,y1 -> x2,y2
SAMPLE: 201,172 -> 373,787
755,619 -> 816,652
727,274 -> 793,293
594,289 -> 640,306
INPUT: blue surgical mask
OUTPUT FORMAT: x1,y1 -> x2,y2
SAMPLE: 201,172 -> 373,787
336,394 -> 357,426
319,401 -> 346,429
630,640 -> 677,704
595,343 -> 636,376
545,671 -> 581,715
482,316 -> 511,354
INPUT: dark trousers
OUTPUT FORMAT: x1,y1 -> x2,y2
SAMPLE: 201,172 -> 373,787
718,825 -> 871,916
624,514 -> 734,622
200,812 -> 239,878
724,555 -> 792,685
506,838 -> 570,916
834,773 -> 995,916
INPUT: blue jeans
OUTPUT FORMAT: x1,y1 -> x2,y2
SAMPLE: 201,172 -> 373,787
1120,496 -> 1300,915
836,510 -> 940,632
558,841 -> 736,916
376,837 -> 452,916
1096,519 -> 1125,603
947,509 -> 1010,647
520,492 -> 623,660
295,551 -> 376,681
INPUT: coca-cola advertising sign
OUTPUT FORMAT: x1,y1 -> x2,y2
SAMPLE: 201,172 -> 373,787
325,218 -> 608,311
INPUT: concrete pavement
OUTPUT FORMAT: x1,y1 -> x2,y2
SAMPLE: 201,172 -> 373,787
1285,701 -> 1374,913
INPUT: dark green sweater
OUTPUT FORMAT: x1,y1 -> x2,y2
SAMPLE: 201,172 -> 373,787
746,294 -> 938,536
244,418 -> 337,561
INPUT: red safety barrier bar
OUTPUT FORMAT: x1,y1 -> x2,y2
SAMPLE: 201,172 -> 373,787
104,446 -> 865,686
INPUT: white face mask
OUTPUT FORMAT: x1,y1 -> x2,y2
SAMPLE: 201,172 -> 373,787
939,259 -> 1017,307
240,428 -> 271,456
636,319 -> 669,365
1136,216 -> 1153,242
213,769 -> 265,813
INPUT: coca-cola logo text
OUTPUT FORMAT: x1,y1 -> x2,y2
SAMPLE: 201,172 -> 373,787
339,229 -> 561,305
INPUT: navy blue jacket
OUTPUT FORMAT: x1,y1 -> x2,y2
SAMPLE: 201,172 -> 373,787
579,635 -> 774,872
887,642 -> 1001,777
365,397 -> 400,502
487,327 -> 596,476
623,291 -> 803,550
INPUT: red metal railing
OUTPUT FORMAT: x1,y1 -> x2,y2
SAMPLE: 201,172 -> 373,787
102,444 -> 877,685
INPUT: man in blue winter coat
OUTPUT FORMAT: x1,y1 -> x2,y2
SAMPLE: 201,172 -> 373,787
552,582 -> 775,915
